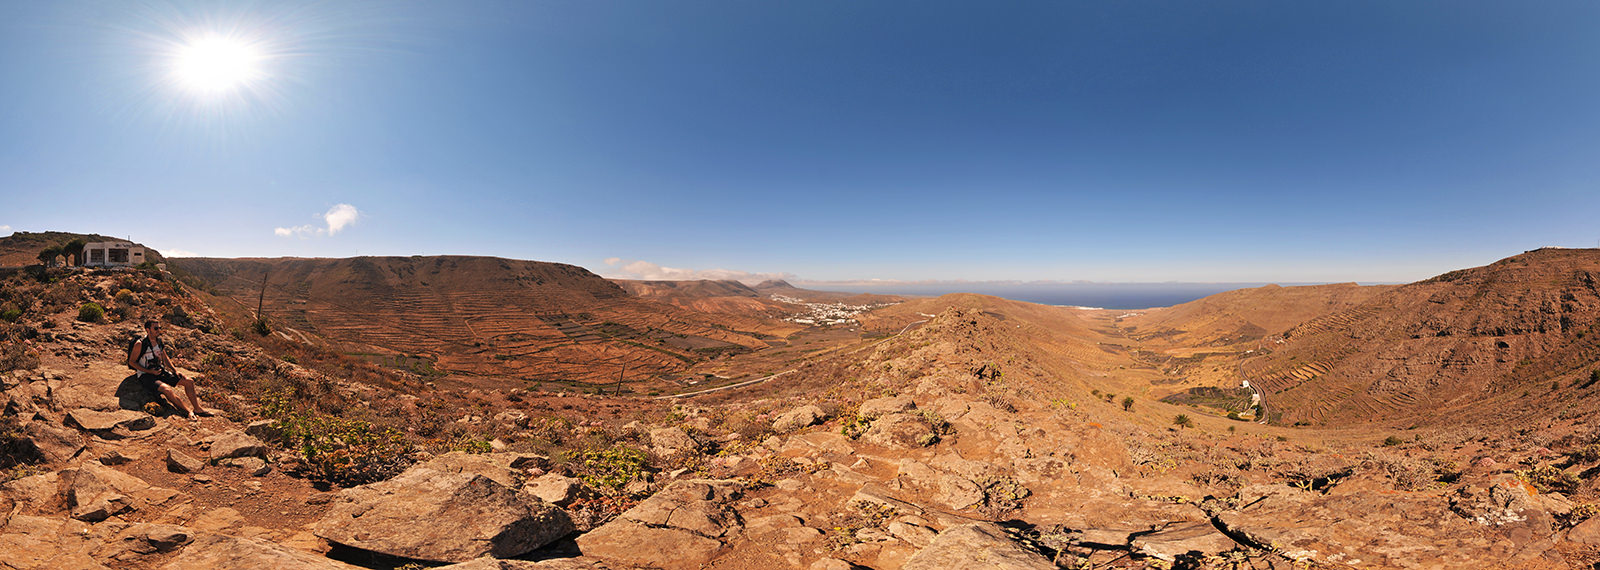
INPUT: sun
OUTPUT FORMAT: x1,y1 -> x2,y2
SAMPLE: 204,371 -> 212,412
169,35 -> 267,95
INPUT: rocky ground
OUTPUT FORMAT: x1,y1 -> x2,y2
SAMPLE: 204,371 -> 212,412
4,267 -> 1600,569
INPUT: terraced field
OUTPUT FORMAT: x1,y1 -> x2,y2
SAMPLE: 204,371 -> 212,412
175,256 -> 782,389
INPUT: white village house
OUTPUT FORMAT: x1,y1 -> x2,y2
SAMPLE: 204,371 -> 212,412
80,241 -> 147,268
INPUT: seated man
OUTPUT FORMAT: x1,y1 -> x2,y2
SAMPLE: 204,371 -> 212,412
127,319 -> 211,419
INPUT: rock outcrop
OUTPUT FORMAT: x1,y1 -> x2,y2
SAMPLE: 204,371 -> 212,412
899,523 -> 1054,570
313,467 -> 573,563
161,533 -> 362,570
576,479 -> 743,569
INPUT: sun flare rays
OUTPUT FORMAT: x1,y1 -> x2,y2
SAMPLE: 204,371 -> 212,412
170,34 -> 267,95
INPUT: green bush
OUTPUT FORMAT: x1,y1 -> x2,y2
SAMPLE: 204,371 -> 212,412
1173,414 -> 1194,429
571,445 -> 648,495
0,306 -> 20,322
77,302 -> 104,323
114,289 -> 136,305
251,317 -> 272,336
1382,435 -> 1404,447
1121,396 -> 1134,411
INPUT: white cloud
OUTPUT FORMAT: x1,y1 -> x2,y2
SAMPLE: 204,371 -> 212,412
604,258 -> 793,285
274,204 -> 361,238
324,204 -> 359,234
162,249 -> 200,257
0,225 -> 11,233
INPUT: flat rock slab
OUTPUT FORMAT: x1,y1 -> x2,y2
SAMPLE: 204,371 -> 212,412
575,519 -> 722,569
858,396 -> 916,419
161,533 -> 362,570
435,558 -> 619,569
1130,521 -> 1239,561
575,479 -> 743,569
66,409 -> 155,433
413,451 -> 543,488
1217,484 -> 1513,568
0,515 -> 109,570
314,467 -> 572,563
900,523 -> 1055,570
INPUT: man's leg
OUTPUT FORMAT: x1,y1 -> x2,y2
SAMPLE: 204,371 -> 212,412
157,382 -> 191,416
176,376 -> 206,415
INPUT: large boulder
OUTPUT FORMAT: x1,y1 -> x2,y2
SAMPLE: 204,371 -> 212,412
313,467 -> 573,563
160,533 -> 362,569
860,413 -> 936,449
900,523 -> 1055,570
576,479 -> 743,569
22,420 -> 84,463
64,461 -> 156,522
771,405 -> 827,433
166,449 -> 205,474
208,431 -> 268,461
522,473 -> 585,507
648,427 -> 701,456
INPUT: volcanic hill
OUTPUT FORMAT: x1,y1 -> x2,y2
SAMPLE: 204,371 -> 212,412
1225,247 -> 1600,427
174,256 -> 802,391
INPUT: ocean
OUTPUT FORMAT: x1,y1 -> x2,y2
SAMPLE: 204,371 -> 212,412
802,282 -> 1321,310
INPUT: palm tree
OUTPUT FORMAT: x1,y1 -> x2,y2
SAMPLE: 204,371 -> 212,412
1174,414 -> 1193,429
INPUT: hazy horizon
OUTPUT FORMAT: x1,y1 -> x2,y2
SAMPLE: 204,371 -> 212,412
5,2 -> 1598,284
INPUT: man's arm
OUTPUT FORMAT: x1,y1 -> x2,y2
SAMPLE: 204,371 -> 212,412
157,346 -> 180,376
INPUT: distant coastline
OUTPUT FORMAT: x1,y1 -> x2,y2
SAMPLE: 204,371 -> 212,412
799,282 -> 1330,310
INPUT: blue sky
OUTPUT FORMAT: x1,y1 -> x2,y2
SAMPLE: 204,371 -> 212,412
3,1 -> 1598,284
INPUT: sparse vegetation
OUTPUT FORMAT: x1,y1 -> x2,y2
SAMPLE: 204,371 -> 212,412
1121,396 -> 1134,411
826,501 -> 898,550
1516,464 -> 1580,494
259,389 -> 415,488
1383,435 -> 1403,447
839,414 -> 871,440
0,343 -> 39,373
1174,414 -> 1194,429
570,445 -> 649,495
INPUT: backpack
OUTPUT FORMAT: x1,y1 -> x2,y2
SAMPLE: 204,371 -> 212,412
126,337 -> 152,371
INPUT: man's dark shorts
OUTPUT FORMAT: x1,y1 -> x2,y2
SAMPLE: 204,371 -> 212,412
139,372 -> 179,396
